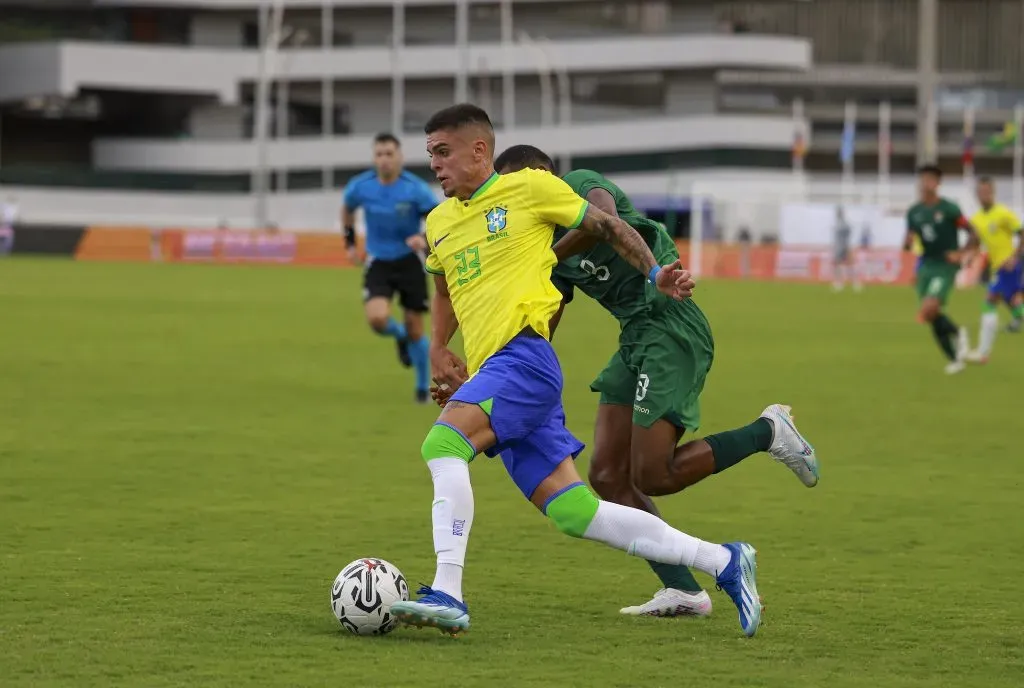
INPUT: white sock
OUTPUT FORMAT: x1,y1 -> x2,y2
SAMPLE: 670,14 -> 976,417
427,458 -> 474,601
581,501 -> 733,578
979,311 -> 999,356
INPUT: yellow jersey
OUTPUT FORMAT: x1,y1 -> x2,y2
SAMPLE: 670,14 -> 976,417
425,169 -> 588,373
970,203 -> 1021,268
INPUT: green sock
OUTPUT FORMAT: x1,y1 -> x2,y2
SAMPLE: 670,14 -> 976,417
647,560 -> 702,593
1013,304 -> 1024,320
705,418 -> 773,474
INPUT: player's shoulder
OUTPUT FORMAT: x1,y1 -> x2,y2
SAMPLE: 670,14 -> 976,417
399,170 -> 431,188
940,197 -> 962,211
345,170 -> 377,191
906,202 -> 924,217
425,196 -> 459,223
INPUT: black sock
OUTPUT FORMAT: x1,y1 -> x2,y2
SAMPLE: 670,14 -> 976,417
935,313 -> 959,336
930,317 -> 957,361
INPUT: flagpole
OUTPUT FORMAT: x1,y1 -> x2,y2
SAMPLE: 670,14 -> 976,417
1014,104 -> 1024,214
962,104 -> 975,188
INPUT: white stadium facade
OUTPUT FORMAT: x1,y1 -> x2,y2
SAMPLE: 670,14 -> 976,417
0,0 -> 1021,238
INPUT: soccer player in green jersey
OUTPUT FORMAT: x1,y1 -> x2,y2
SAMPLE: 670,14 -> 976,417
426,144 -> 817,619
903,164 -> 980,374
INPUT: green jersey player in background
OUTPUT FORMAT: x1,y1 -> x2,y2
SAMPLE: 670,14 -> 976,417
903,165 -> 980,375
475,145 -> 821,619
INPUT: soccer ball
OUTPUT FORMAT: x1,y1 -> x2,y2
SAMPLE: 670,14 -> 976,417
330,558 -> 409,636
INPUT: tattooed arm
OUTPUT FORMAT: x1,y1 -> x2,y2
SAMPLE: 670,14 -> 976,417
575,203 -> 660,275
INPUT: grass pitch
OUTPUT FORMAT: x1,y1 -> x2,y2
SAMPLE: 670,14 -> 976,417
1,258 -> 1022,687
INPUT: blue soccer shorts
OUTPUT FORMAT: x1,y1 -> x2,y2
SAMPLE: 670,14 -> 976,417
988,262 -> 1024,303
450,330 -> 584,500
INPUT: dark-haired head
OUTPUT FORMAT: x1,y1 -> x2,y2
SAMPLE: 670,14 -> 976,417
495,145 -> 555,175
372,133 -> 403,181
374,132 -> 401,147
424,103 -> 497,200
976,175 -> 995,207
917,163 -> 942,180
917,163 -> 942,198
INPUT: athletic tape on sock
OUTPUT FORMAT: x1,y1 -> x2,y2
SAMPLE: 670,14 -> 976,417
544,483 -> 599,538
422,423 -> 476,463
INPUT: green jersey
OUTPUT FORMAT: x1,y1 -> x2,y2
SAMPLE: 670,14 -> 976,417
550,169 -> 679,324
906,198 -> 966,263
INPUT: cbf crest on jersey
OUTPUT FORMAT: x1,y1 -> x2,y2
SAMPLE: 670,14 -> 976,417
485,206 -> 508,234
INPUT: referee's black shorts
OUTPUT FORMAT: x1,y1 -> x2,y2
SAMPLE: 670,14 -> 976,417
362,253 -> 428,312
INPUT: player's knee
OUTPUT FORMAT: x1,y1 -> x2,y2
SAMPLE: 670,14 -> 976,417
544,483 -> 600,539
631,449 -> 671,496
421,423 -> 476,463
587,453 -> 625,500
367,316 -> 389,333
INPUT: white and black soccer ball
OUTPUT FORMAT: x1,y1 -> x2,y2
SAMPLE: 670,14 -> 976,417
330,558 -> 409,636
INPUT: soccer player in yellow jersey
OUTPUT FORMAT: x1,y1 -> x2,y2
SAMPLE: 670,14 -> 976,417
966,177 -> 1024,363
389,104 -> 763,638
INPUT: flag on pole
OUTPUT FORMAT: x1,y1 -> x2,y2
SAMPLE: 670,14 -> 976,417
792,131 -> 806,161
987,122 -> 1019,152
962,107 -> 975,167
839,102 -> 856,165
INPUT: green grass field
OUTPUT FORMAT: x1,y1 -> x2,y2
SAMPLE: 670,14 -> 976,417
1,258 -> 1022,687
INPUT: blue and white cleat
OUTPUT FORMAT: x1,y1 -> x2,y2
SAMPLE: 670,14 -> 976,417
715,542 -> 762,637
761,404 -> 819,487
390,586 -> 470,636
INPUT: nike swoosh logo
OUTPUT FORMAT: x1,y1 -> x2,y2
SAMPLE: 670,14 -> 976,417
433,233 -> 451,248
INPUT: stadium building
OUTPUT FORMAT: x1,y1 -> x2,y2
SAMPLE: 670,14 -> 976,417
0,0 -> 1021,233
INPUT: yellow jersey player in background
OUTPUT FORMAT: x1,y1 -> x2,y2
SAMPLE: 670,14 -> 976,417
389,104 -> 764,638
966,177 -> 1024,364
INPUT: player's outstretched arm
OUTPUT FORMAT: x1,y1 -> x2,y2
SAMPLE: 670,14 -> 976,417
576,204 -> 694,300
552,188 -> 617,261
429,273 -> 468,389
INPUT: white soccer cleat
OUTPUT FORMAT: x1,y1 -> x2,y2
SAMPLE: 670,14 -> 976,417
956,327 -> 970,362
965,350 -> 989,364
619,588 -> 713,617
761,404 -> 819,487
944,360 -> 966,375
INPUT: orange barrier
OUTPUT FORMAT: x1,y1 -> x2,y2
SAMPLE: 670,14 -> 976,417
77,227 -> 360,267
674,241 -> 919,285
76,226 -> 934,286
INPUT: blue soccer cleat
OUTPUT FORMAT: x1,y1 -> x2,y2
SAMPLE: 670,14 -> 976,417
715,542 -> 763,637
390,586 -> 470,636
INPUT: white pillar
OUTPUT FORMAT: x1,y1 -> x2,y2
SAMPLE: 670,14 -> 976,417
500,0 -> 515,128
916,0 -> 938,166
454,0 -> 469,103
391,0 -> 405,135
321,1 -> 333,190
1014,104 -> 1024,214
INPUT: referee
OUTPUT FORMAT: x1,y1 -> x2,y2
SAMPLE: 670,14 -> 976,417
341,133 -> 439,403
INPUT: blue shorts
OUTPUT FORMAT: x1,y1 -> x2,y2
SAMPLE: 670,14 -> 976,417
451,331 -> 584,500
988,263 -> 1024,302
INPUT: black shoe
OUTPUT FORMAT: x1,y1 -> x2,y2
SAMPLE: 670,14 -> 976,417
415,389 -> 429,404
1006,319 -> 1022,334
396,338 -> 412,368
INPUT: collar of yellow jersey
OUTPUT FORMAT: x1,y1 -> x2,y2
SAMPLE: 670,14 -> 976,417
468,173 -> 499,201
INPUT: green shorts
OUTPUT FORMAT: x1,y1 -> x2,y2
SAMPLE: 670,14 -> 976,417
591,300 -> 714,430
916,261 -> 959,305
